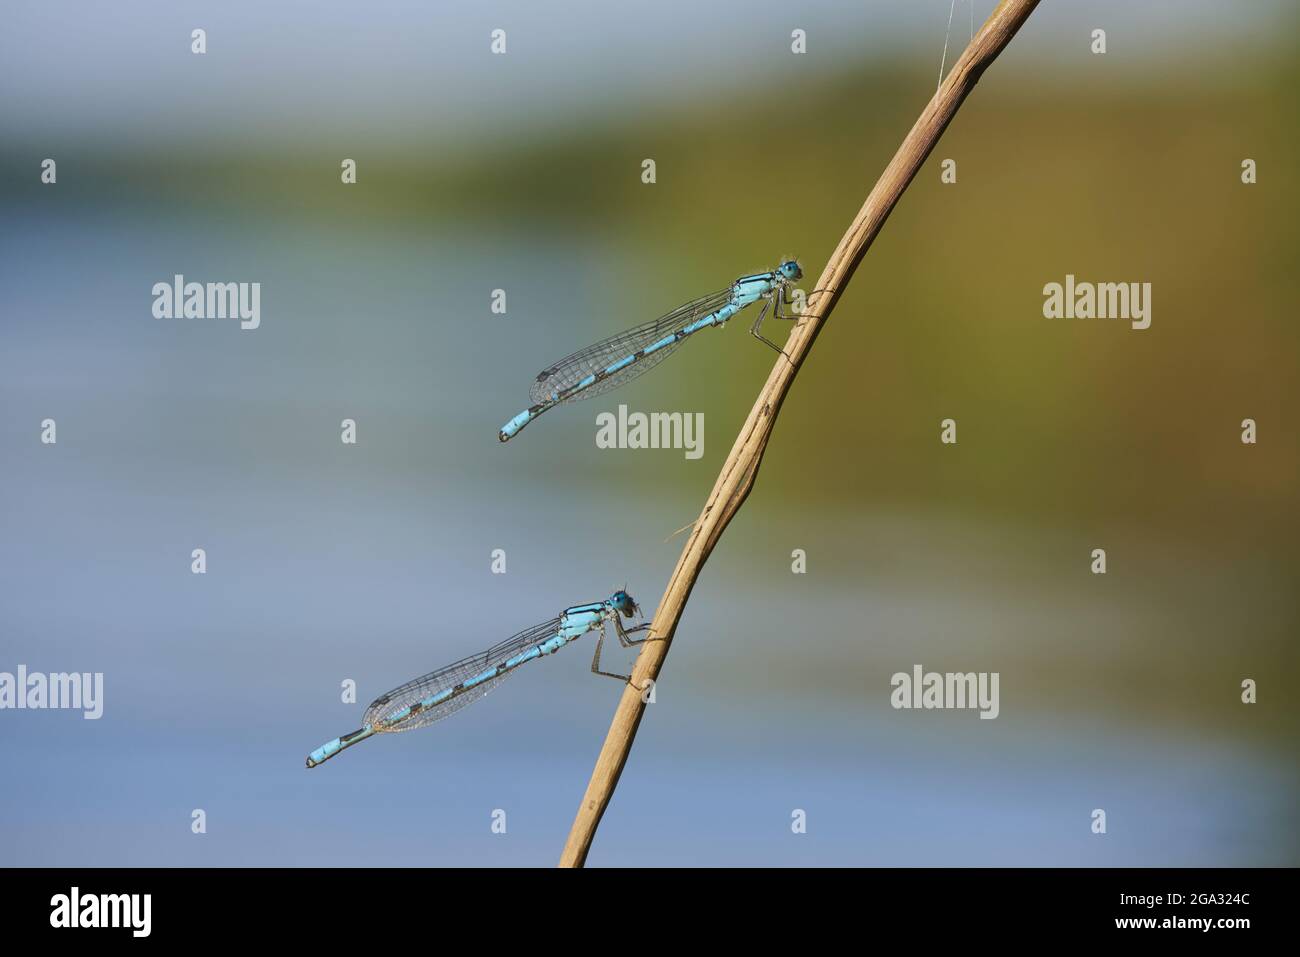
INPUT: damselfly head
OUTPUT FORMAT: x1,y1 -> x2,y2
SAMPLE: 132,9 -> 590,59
610,589 -> 639,618
777,259 -> 803,282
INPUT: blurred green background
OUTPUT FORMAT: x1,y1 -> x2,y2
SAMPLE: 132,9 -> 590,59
1,1 -> 1296,865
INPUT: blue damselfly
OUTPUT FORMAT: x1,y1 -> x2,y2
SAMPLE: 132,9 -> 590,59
305,590 -> 650,767
499,259 -> 804,441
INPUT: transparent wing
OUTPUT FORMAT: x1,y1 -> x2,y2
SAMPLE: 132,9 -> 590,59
365,617 -> 562,733
530,287 -> 734,406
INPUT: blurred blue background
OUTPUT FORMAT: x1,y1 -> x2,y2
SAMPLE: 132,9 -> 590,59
1,1 -> 1296,866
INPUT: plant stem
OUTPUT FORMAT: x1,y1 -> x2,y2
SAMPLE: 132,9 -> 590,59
558,0 -> 1043,868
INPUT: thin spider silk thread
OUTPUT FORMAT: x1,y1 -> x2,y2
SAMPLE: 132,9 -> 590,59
937,0 -> 976,92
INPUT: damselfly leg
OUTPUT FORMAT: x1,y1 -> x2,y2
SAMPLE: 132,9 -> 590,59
590,620 -> 654,682
750,283 -> 823,356
748,297 -> 782,353
774,283 -> 808,320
